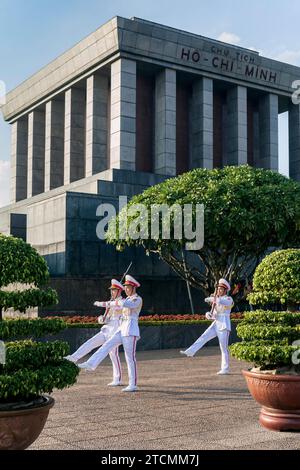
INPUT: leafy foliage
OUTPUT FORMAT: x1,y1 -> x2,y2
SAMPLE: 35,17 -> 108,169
242,310 -> 300,325
0,234 -> 58,314
237,324 -> 300,342
0,319 -> 79,401
248,249 -> 300,308
0,361 -> 78,401
1,340 -> 70,372
0,288 -> 58,313
0,234 -> 50,287
230,260 -> 300,369
106,165 -> 300,296
0,318 -> 66,340
230,341 -> 299,367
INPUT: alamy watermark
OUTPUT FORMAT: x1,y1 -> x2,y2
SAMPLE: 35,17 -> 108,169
0,341 -> 6,365
96,196 -> 204,251
292,340 -> 300,365
291,80 -> 300,105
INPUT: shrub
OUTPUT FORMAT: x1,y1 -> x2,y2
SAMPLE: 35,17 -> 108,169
247,249 -> 300,309
0,236 -> 79,403
0,318 -> 66,340
0,234 -> 58,318
230,250 -> 300,371
0,318 -> 79,402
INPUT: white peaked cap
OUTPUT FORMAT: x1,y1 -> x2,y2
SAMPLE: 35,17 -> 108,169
218,278 -> 231,291
109,279 -> 124,290
124,274 -> 140,288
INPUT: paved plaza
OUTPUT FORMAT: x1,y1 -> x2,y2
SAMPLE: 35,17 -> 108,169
28,347 -> 300,450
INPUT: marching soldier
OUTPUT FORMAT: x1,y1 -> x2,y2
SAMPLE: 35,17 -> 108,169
180,278 -> 233,374
78,275 -> 143,393
65,279 -> 124,386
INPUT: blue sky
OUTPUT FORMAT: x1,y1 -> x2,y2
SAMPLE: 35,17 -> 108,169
0,0 -> 299,206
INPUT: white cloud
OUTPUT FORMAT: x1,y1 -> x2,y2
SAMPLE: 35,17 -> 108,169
0,160 -> 10,208
274,49 -> 300,66
217,32 -> 241,46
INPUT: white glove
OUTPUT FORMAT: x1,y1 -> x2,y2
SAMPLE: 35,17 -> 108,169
98,315 -> 104,324
205,297 -> 212,304
94,301 -> 106,308
205,311 -> 213,320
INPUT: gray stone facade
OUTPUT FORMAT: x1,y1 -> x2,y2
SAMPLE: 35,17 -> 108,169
1,16 -> 300,314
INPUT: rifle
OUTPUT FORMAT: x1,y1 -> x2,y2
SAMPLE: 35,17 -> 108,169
208,284 -> 218,319
101,261 -> 133,324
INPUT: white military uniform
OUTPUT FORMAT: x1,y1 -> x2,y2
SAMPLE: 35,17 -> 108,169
65,280 -> 123,385
79,275 -> 143,392
182,279 -> 233,374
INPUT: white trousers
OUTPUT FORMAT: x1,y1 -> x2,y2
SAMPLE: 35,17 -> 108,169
85,331 -> 138,387
184,322 -> 230,371
71,330 -> 122,382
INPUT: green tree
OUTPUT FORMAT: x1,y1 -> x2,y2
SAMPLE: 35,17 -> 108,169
106,165 -> 300,297
0,235 -> 58,320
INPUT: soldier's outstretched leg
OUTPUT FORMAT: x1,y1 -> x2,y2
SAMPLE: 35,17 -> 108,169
65,331 -> 107,363
78,331 -> 122,371
180,323 -> 217,357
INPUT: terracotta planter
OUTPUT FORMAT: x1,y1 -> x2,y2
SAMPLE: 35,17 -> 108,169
0,395 -> 54,450
243,369 -> 300,432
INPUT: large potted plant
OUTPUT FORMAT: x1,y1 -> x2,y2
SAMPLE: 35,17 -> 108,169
0,235 -> 79,449
230,249 -> 300,431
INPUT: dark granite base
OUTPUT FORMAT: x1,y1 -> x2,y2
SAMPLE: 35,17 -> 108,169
43,323 -> 239,353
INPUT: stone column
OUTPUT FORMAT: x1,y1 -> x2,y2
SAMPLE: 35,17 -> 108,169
27,108 -> 45,197
258,93 -> 278,171
227,85 -> 248,165
10,117 -> 28,203
64,87 -> 86,184
45,98 -> 64,191
110,59 -> 136,171
86,74 -> 109,176
191,77 -> 213,169
154,68 -> 176,176
289,102 -> 300,181
253,109 -> 260,166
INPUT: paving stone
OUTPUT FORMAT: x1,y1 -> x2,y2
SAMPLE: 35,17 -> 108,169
28,347 -> 300,450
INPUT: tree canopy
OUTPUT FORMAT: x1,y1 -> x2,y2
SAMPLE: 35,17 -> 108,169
106,165 -> 300,297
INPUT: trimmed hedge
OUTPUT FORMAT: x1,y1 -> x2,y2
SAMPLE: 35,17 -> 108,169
0,288 -> 58,313
242,310 -> 300,325
1,340 -> 70,372
230,305 -> 300,369
236,324 -> 300,342
0,319 -> 79,402
0,318 -> 67,340
248,249 -> 300,307
65,318 -> 243,328
230,341 -> 299,367
0,361 -> 79,401
0,234 -> 51,287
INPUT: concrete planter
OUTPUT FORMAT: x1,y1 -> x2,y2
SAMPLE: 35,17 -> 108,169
46,323 -> 239,353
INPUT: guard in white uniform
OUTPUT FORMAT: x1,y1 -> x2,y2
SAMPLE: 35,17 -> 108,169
78,275 -> 143,393
64,279 -> 124,386
180,279 -> 233,374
